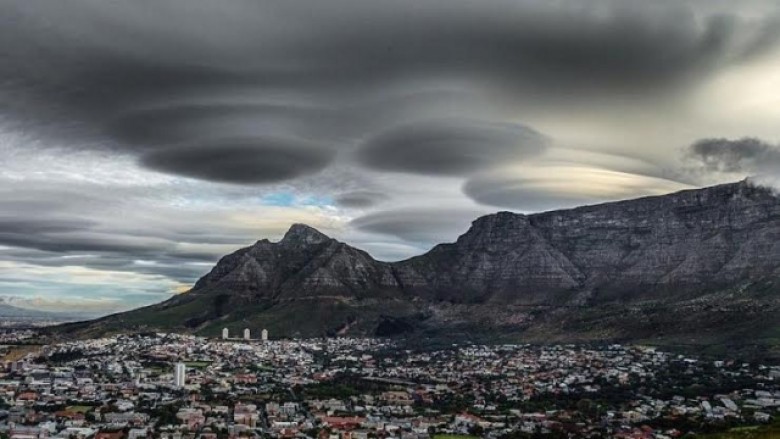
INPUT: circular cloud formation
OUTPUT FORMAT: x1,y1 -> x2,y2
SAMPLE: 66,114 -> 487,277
350,207 -> 490,244
355,119 -> 548,176
140,139 -> 335,184
108,103 -> 332,148
334,191 -> 390,208
464,164 -> 691,212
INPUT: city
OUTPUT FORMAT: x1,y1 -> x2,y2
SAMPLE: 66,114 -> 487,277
2,330 -> 779,439
3,1 -> 780,438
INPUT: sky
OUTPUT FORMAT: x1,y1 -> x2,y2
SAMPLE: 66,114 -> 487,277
2,0 -> 780,315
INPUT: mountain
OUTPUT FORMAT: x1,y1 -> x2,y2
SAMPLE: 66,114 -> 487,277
58,181 -> 780,353
0,302 -> 92,323
0,303 -> 54,318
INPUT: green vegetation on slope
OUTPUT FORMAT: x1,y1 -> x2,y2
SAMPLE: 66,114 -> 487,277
693,420 -> 780,439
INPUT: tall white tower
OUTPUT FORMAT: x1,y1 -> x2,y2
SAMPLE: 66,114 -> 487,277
174,362 -> 186,388
261,328 -> 268,341
243,328 -> 251,340
222,328 -> 229,340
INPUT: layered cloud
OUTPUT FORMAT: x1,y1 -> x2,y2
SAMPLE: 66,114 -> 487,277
462,149 -> 696,210
140,139 -> 336,184
356,119 -> 548,176
351,208 -> 491,245
2,0 -> 779,183
464,164 -> 692,211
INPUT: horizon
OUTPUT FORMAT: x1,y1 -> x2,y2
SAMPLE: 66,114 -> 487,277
2,0 -> 780,315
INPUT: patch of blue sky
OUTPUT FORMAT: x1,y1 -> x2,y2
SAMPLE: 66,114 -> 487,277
261,192 -> 333,207
261,192 -> 296,206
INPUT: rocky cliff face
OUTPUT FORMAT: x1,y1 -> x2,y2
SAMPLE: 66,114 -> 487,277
63,181 -> 780,348
395,212 -> 586,304
396,180 -> 780,305
529,181 -> 780,299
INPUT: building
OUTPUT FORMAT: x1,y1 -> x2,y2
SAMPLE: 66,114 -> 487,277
261,329 -> 268,341
128,429 -> 148,439
222,328 -> 229,340
174,362 -> 186,388
243,328 -> 250,340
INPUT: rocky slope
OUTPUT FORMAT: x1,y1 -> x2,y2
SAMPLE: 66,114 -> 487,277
60,181 -> 780,350
398,180 -> 780,305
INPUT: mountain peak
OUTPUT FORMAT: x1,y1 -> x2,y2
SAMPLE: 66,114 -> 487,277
280,223 -> 331,246
64,181 -> 780,345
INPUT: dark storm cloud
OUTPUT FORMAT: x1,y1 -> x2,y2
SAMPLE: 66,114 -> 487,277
2,0 -> 779,183
350,208 -> 489,244
355,120 -> 548,176
107,103 -> 330,147
139,139 -> 335,184
687,137 -> 780,173
291,1 -> 780,93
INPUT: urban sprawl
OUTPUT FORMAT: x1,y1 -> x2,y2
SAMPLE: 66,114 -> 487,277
1,330 -> 779,439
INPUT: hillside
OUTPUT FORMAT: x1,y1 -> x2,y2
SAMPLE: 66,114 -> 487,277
58,180 -> 780,353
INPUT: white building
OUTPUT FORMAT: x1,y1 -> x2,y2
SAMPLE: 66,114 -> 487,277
174,362 -> 186,388
243,328 -> 251,340
128,428 -> 148,439
261,329 -> 268,341
222,328 -> 229,340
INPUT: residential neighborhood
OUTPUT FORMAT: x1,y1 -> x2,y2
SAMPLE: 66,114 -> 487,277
1,332 -> 779,438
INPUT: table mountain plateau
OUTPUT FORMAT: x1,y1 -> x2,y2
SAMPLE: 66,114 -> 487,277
59,180 -> 780,353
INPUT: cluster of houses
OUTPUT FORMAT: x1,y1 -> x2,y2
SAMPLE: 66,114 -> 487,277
0,333 -> 778,439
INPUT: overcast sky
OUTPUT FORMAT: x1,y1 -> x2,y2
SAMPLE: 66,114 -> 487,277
2,0 -> 780,315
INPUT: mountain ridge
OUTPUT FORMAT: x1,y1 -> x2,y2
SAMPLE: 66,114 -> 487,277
57,180 -> 780,353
